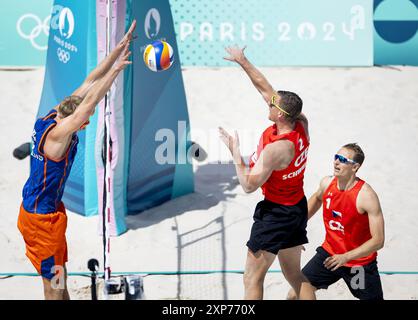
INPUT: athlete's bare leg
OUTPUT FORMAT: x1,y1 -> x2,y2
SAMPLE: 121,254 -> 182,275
243,249 -> 276,300
42,278 -> 66,300
287,287 -> 298,300
278,245 -> 316,300
287,286 -> 317,300
63,266 -> 70,300
42,264 -> 68,300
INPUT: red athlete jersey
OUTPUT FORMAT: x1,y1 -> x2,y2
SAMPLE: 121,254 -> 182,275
322,177 -> 377,267
249,122 -> 309,205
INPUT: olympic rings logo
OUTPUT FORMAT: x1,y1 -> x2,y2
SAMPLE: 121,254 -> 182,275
57,48 -> 71,63
16,14 -> 50,51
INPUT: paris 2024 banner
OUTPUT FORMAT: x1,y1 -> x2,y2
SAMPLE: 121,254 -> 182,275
1,0 -> 417,66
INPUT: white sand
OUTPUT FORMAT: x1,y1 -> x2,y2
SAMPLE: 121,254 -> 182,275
0,66 -> 418,299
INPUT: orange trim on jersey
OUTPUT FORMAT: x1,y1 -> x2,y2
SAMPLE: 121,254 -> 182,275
34,158 -> 48,214
42,110 -> 57,121
55,155 -> 69,208
37,123 -> 57,157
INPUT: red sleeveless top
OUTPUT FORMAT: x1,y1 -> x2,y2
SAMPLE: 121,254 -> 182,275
249,122 -> 309,205
322,177 -> 377,266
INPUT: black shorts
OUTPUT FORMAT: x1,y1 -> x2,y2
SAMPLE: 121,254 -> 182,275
246,197 -> 308,255
302,247 -> 384,300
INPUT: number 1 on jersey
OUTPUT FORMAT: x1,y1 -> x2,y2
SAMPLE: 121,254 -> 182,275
326,198 -> 331,209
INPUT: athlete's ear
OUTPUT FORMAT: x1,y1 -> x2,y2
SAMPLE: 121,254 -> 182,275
353,163 -> 361,173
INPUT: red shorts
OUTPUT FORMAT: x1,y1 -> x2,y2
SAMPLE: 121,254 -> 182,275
17,203 -> 68,279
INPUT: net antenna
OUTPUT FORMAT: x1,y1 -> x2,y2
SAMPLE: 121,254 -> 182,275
102,0 -> 113,298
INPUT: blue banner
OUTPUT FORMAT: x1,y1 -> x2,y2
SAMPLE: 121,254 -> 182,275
37,0 -> 97,215
128,0 -> 194,214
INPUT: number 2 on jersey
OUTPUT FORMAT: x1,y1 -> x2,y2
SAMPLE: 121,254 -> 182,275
298,138 -> 304,151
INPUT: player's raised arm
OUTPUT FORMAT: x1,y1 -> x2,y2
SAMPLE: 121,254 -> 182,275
70,20 -> 137,100
224,46 -> 276,104
51,45 -> 132,139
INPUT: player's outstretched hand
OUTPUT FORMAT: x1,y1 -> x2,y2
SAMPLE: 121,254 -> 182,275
219,127 -> 240,156
115,46 -> 132,71
118,20 -> 137,49
223,45 -> 247,64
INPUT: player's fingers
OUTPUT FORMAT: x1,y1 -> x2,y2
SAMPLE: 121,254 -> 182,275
219,126 -> 229,134
218,127 -> 229,137
225,47 -> 235,56
234,130 -> 240,143
329,260 -> 339,269
128,20 -> 137,33
324,258 -> 334,269
121,43 -> 129,54
331,263 -> 341,272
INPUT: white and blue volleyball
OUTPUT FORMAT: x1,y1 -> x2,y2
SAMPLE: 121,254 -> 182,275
143,40 -> 174,72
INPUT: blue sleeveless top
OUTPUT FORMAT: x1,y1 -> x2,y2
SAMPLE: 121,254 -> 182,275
22,109 -> 79,214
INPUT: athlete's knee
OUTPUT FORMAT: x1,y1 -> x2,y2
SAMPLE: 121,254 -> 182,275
243,270 -> 266,288
43,280 -> 65,300
283,269 -> 305,284
287,288 -> 298,300
42,275 -> 67,300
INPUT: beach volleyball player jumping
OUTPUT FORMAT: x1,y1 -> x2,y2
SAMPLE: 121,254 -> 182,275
17,21 -> 136,300
219,46 -> 315,300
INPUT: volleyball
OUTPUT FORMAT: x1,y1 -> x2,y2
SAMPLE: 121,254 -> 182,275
143,40 -> 174,72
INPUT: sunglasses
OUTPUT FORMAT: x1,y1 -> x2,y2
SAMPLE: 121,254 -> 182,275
269,95 -> 290,115
334,154 -> 357,165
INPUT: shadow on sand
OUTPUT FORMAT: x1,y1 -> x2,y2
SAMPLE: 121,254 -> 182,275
125,161 -> 243,300
125,161 -> 239,230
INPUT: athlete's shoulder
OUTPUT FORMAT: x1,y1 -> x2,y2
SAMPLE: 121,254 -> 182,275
314,176 -> 333,200
35,109 -> 56,125
357,181 -> 382,213
358,181 -> 379,200
262,139 -> 293,167
263,139 -> 292,154
320,175 -> 334,189
268,138 -> 294,154
34,116 -> 55,131
38,109 -> 58,120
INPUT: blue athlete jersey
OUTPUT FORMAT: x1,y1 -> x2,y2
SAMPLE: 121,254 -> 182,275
22,109 -> 79,214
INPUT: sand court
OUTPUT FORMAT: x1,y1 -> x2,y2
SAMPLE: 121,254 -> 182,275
1,65 -> 418,299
